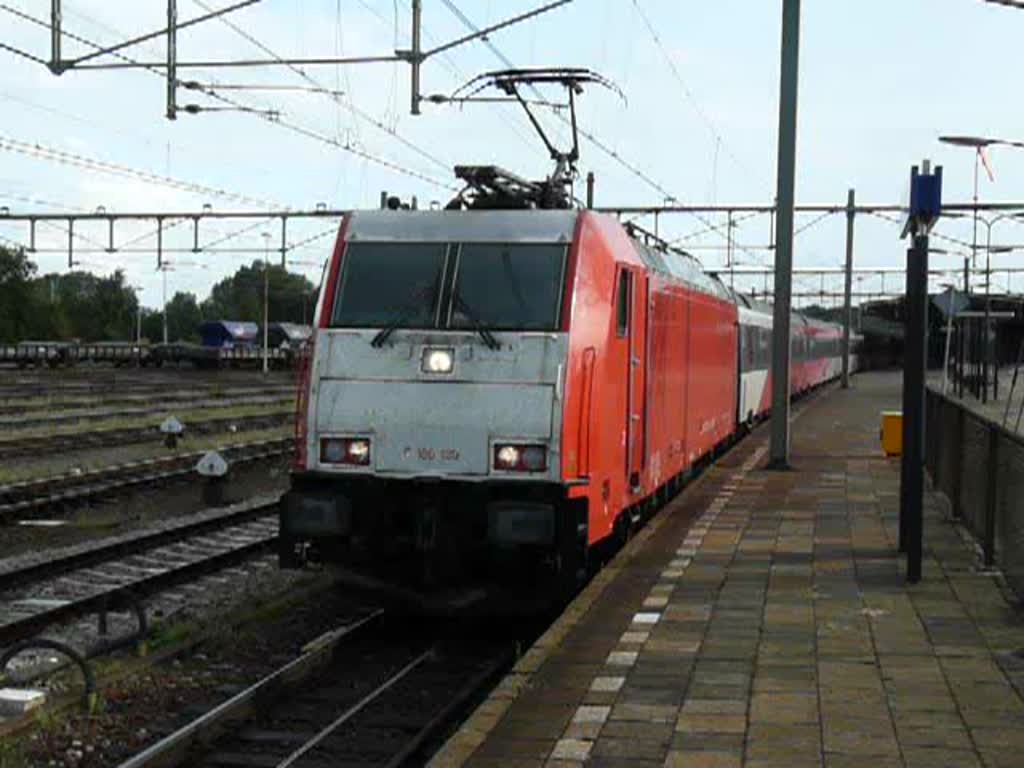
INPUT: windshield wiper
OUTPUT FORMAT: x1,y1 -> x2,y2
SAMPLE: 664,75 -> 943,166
452,293 -> 500,350
371,283 -> 435,348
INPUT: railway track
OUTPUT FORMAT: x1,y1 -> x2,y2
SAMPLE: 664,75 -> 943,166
0,437 -> 293,522
0,495 -> 280,649
0,393 -> 294,431
118,613 -> 515,768
0,411 -> 292,461
0,385 -> 295,417
0,376 -> 296,402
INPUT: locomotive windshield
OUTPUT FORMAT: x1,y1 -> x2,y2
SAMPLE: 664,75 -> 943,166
449,243 -> 565,331
331,242 -> 566,332
332,243 -> 447,328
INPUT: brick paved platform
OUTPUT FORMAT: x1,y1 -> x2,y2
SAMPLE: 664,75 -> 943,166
431,372 -> 1024,768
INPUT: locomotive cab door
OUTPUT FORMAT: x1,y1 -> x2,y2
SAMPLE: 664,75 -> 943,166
617,267 -> 647,492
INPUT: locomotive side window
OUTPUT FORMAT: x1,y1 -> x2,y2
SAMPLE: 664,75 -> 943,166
616,270 -> 631,337
331,242 -> 448,328
448,243 -> 567,331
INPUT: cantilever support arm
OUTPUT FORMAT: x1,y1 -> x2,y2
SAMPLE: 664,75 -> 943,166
423,0 -> 572,59
63,0 -> 262,68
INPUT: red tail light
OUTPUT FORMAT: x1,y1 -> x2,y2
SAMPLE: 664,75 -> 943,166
293,337 -> 314,471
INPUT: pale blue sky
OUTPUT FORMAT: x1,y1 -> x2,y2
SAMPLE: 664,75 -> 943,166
1,0 -> 1022,309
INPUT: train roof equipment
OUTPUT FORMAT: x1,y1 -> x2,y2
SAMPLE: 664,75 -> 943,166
440,67 -> 624,211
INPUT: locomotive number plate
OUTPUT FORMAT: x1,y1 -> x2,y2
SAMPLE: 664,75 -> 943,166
416,447 -> 461,462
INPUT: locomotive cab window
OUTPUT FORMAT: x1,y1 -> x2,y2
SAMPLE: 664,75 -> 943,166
331,242 -> 448,328
616,270 -> 631,337
448,243 -> 567,331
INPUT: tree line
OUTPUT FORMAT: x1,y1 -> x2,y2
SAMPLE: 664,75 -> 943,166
0,246 -> 318,344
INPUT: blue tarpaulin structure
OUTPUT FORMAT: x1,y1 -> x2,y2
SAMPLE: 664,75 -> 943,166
199,321 -> 259,349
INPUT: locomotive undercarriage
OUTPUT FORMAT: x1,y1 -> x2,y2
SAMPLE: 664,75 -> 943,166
280,474 -> 588,602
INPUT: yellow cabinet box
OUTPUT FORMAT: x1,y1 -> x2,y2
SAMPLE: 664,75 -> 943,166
880,410 -> 903,456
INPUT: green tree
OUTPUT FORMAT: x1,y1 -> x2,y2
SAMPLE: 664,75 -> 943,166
39,270 -> 138,341
200,261 -> 317,325
0,247 -> 42,343
141,291 -> 203,343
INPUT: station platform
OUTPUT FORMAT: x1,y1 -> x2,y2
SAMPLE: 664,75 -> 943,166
430,371 -> 1024,768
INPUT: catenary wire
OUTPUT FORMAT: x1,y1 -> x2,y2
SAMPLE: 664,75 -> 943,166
0,3 -> 454,191
438,0 -> 765,265
190,0 -> 452,174
628,0 -> 767,192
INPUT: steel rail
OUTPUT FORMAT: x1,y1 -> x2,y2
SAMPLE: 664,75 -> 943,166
0,379 -> 294,401
0,384 -> 295,416
381,649 -> 513,768
0,494 -> 281,593
0,413 -> 290,462
0,438 -> 292,520
0,501 -> 281,647
115,611 -> 387,768
0,393 -> 292,431
276,650 -> 435,767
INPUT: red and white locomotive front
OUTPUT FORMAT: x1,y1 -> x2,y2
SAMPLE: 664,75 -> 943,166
281,209 -> 584,589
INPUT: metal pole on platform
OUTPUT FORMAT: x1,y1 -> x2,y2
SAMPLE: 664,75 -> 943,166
901,231 -> 928,582
842,189 -> 855,388
898,160 -> 941,584
768,0 -> 801,468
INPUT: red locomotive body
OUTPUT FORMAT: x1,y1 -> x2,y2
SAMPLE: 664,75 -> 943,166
558,213 -> 738,547
280,206 -> 849,603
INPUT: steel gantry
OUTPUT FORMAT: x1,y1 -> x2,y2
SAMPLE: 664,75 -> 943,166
0,207 -> 347,268
32,0 -> 572,119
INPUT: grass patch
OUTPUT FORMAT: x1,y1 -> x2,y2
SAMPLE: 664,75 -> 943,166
0,740 -> 29,768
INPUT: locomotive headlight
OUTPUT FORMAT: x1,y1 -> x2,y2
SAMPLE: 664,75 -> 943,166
422,347 -> 454,374
320,437 -> 371,466
346,439 -> 370,463
495,445 -> 521,469
493,444 -> 547,472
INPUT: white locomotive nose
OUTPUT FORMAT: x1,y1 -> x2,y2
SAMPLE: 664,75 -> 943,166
422,348 -> 454,374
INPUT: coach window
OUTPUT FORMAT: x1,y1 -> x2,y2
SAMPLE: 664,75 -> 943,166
616,269 -> 631,337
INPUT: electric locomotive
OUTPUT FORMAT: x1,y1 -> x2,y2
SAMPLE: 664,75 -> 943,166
278,69 -> 851,605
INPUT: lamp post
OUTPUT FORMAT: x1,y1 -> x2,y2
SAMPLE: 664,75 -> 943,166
261,232 -> 271,375
977,213 -> 1024,400
129,283 -> 145,366
934,138 -> 1024,400
938,135 -> 1024,260
936,280 -> 958,395
768,0 -> 802,469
